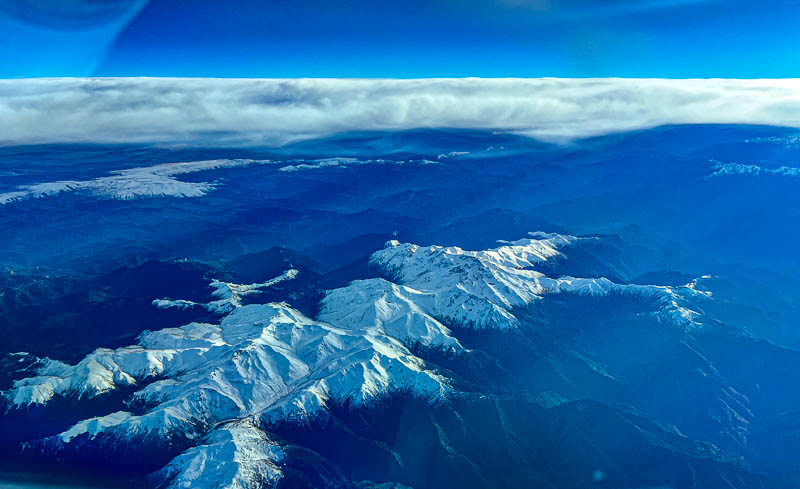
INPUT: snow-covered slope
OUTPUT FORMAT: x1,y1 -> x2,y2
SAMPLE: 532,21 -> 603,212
318,278 -> 462,352
0,159 -> 272,204
10,301 -> 448,418
278,157 -> 437,172
3,234 -> 717,488
6,269 -> 449,488
371,233 -> 708,330
152,419 -> 284,489
707,160 -> 800,178
153,269 -> 299,314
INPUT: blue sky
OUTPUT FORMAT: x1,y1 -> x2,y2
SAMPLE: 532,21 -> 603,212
0,0 -> 799,78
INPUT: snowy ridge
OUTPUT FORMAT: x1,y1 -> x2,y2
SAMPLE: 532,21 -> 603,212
0,158 -> 271,205
10,301 -> 448,417
318,278 -> 463,353
59,411 -> 134,443
6,269 -> 450,488
706,160 -> 800,178
436,151 -> 470,160
745,135 -> 800,149
153,269 -> 299,314
152,419 -> 284,489
2,235 -> 716,488
371,234 -> 707,330
370,233 -> 581,329
278,157 -> 438,172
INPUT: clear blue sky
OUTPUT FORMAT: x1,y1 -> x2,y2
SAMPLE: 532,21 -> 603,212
1,0 -> 798,78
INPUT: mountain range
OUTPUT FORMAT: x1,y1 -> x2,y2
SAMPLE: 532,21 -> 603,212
2,126 -> 800,488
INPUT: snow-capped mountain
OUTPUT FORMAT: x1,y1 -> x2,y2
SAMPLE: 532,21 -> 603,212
5,126 -> 800,489
3,233 -> 732,488
12,297 -> 448,427
152,419 -> 284,489
153,269 -> 300,314
371,234 -> 707,330
318,278 -> 463,352
0,159 -> 272,204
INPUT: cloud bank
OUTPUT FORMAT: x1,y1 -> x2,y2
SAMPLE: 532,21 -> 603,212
2,78 -> 800,146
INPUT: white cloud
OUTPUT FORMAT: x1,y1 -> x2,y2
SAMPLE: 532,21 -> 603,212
1,78 -> 800,146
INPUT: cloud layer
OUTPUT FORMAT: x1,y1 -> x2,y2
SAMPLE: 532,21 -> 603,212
2,78 -> 800,146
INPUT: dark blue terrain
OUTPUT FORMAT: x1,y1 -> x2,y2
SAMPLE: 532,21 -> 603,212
2,125 -> 800,489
